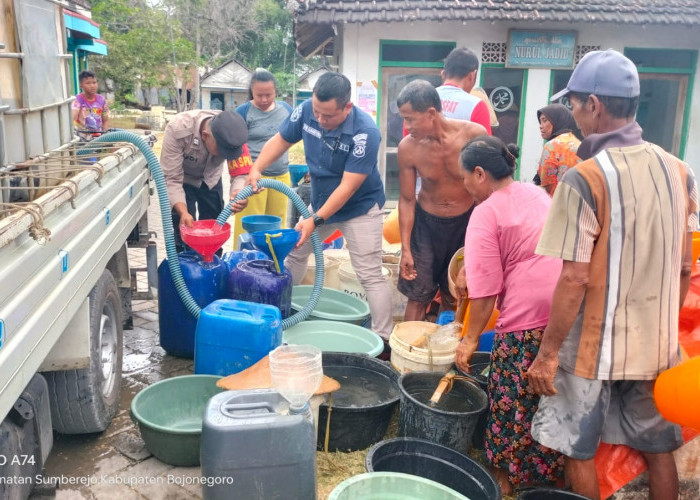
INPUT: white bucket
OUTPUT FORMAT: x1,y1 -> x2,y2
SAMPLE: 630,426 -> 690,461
338,261 -> 390,302
389,321 -> 457,374
301,254 -> 341,290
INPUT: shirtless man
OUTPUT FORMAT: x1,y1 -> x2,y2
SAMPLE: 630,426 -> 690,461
397,80 -> 487,320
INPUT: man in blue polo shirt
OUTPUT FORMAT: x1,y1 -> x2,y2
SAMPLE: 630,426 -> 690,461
247,72 -> 393,341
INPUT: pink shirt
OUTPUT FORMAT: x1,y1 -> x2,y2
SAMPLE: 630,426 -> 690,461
464,182 -> 561,333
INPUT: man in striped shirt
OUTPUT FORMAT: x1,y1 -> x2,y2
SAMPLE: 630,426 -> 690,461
526,50 -> 699,500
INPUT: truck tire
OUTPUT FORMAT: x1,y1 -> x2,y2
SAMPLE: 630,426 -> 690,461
45,270 -> 123,433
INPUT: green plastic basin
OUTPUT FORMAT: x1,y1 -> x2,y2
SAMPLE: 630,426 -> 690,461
283,320 -> 384,357
291,285 -> 370,325
329,472 -> 469,500
130,375 -> 223,466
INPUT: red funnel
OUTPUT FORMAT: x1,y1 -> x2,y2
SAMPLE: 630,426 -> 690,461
180,220 -> 231,262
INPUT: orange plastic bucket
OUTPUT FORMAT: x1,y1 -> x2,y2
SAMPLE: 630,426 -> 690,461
383,207 -> 400,244
459,302 -> 499,340
653,356 -> 700,430
692,232 -> 700,271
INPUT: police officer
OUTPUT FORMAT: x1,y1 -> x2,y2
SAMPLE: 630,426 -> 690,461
247,73 -> 393,341
160,109 -> 249,251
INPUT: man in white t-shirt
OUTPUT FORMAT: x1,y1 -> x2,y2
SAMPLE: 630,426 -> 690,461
437,47 -> 492,134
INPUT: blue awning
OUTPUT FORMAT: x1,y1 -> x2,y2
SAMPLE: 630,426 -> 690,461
68,38 -> 108,56
64,10 -> 101,39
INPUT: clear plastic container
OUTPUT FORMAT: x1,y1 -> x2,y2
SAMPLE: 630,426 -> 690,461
269,344 -> 322,410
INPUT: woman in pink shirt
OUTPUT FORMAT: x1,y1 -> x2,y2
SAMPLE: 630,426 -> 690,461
454,135 -> 564,494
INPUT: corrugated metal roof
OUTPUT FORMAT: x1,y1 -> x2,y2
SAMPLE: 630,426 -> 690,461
293,0 -> 700,26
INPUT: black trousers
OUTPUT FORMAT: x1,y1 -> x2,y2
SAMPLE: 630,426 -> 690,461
172,179 -> 224,253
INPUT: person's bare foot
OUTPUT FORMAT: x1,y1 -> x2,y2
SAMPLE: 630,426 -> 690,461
491,467 -> 513,496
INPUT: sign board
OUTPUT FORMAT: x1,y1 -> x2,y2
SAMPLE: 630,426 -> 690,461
506,30 -> 577,69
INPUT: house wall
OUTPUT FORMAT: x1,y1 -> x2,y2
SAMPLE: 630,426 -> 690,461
201,88 -> 248,110
340,20 -> 700,184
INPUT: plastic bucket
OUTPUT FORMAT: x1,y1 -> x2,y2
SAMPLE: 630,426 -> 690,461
447,247 -> 464,299
457,352 -> 491,449
329,472 -> 469,500
517,488 -> 591,499
653,356 -> 700,429
291,285 -> 370,326
338,261 -> 391,302
283,320 -> 384,357
383,260 -> 408,321
301,253 -> 342,290
317,353 -> 400,452
389,322 -> 456,374
366,438 -> 501,500
398,372 -> 488,455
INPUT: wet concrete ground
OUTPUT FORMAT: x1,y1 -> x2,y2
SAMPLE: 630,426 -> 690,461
34,178 -> 700,499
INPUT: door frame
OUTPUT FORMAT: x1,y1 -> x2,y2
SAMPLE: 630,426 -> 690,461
625,48 -> 697,159
479,63 -> 529,179
638,73 -> 689,156
378,66 -> 443,203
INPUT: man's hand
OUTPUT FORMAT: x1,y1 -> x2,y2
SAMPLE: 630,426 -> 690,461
525,353 -> 559,396
400,251 -> 417,280
179,212 -> 194,228
294,216 -> 316,248
455,336 -> 479,373
246,169 -> 263,193
228,189 -> 249,214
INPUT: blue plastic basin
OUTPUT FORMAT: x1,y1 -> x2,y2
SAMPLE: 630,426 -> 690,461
283,320 -> 383,357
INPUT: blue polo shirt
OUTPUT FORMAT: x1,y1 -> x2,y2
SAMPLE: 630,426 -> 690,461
278,99 -> 385,223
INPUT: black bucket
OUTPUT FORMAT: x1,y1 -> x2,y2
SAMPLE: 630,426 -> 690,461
458,351 -> 491,449
517,488 -> 591,499
398,372 -> 488,454
317,352 -> 400,452
366,437 -> 502,500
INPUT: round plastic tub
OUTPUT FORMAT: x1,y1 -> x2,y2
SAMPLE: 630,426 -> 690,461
130,375 -> 223,466
291,285 -> 370,325
398,372 -> 488,455
366,438 -> 501,500
318,353 -> 400,452
283,320 -> 383,357
329,472 -> 468,500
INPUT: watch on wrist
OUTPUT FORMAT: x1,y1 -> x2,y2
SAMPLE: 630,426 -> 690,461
312,214 -> 325,227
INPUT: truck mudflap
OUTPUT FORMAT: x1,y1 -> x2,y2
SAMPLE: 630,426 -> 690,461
0,374 -> 53,500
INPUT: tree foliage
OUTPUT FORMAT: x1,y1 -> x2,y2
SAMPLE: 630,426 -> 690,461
91,0 -> 195,108
90,0 -> 325,110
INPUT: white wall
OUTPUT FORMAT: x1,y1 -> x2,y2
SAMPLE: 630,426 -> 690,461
339,20 -> 700,182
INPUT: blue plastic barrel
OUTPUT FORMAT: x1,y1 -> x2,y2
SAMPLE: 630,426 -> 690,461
194,299 -> 282,376
158,251 -> 228,358
227,260 -> 293,318
221,249 -> 267,274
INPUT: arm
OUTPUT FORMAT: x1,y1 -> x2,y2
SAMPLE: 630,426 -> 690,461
397,139 -> 418,280
160,126 -> 192,226
470,100 -> 492,135
247,133 -> 294,190
538,142 -> 557,195
455,296 -> 497,372
526,260 -> 590,396
101,99 -> 110,130
295,172 -> 367,247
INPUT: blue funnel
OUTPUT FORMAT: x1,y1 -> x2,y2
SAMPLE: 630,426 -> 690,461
251,229 -> 301,273
241,214 -> 281,234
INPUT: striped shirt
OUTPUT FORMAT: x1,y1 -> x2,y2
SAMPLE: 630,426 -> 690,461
537,126 -> 699,380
